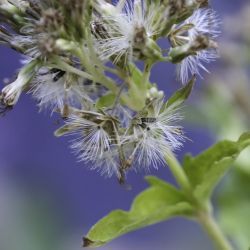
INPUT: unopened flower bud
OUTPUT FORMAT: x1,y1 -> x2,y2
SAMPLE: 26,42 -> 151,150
147,87 -> 164,99
1,60 -> 38,106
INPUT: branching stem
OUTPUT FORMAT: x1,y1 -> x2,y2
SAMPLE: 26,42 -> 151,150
165,151 -> 233,250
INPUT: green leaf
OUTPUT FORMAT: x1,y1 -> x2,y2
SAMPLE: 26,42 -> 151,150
166,75 -> 195,110
83,176 -> 193,248
145,175 -> 180,190
183,132 -> 250,201
96,92 -> 116,109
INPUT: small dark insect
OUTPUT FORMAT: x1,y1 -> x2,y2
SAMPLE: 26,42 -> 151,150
83,79 -> 93,85
140,117 -> 157,123
138,117 -> 156,129
51,69 -> 66,82
39,68 -> 66,82
91,21 -> 109,39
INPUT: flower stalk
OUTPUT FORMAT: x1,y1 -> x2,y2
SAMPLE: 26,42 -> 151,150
197,210 -> 233,250
165,151 -> 233,250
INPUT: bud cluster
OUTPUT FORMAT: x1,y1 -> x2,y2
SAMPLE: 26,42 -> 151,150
0,0 -> 219,182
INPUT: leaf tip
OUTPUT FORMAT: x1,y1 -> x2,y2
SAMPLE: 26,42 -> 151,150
237,132 -> 250,150
82,236 -> 105,248
82,237 -> 94,248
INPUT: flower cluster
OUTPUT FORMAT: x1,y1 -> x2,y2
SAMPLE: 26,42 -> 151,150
0,0 -> 219,182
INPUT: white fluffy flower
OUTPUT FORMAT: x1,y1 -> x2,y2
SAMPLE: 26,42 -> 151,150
31,68 -> 91,113
64,113 -> 121,176
174,8 -> 220,83
125,98 -> 184,171
93,147 -> 121,177
93,0 -> 162,63
69,116 -> 111,161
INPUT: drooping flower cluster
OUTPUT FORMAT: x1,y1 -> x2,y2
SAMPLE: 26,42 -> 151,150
0,0 -> 219,182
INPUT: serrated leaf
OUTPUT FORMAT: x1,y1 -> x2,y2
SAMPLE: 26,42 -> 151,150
166,75 -> 195,110
83,177 -> 193,248
184,132 -> 250,201
96,92 -> 116,109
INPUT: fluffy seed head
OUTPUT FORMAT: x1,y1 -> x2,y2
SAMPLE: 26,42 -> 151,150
93,0 -> 163,63
123,98 -> 185,171
170,8 -> 220,83
31,68 -> 92,114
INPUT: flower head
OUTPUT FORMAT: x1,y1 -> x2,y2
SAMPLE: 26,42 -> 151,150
62,109 -> 121,177
69,116 -> 111,161
93,0 -> 162,63
0,0 -> 79,59
124,98 -> 185,171
31,68 -> 92,114
169,8 -> 220,83
56,96 -> 185,180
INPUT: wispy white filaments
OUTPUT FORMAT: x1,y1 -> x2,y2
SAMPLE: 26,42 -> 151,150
94,148 -> 121,177
93,0 -> 162,63
173,8 -> 220,84
31,68 -> 91,113
65,112 -> 126,177
125,99 -> 185,171
65,113 -> 113,163
61,97 -> 184,178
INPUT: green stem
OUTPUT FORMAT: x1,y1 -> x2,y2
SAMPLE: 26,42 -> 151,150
54,56 -> 138,111
52,58 -> 94,80
165,151 -> 233,250
53,55 -> 120,93
165,151 -> 191,192
142,61 -> 152,86
198,211 -> 233,250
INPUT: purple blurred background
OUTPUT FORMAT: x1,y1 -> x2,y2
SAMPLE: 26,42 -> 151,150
0,1 -> 247,250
